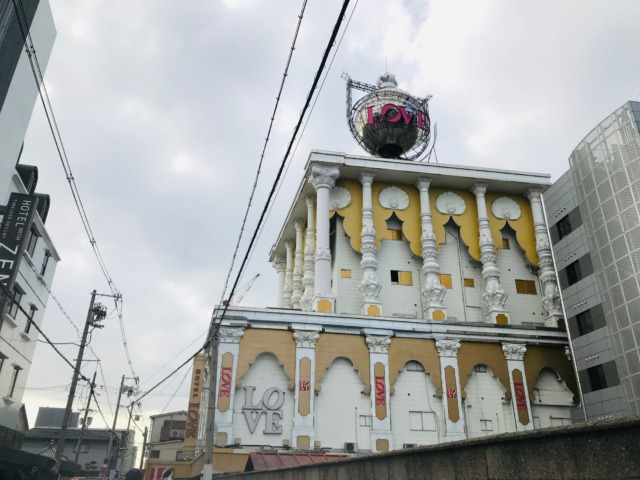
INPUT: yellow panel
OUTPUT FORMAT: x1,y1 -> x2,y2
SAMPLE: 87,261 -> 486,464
432,309 -> 445,321
388,338 -> 442,397
502,238 -> 511,249
512,369 -> 530,425
486,193 -> 539,266
384,229 -> 403,240
317,299 -> 332,313
398,271 -> 413,285
297,436 -> 310,448
429,187 -> 481,261
184,353 -> 207,453
235,329 -> 296,390
298,357 -> 311,416
315,333 -> 370,394
374,362 -> 387,420
217,352 -> 234,413
340,269 -> 352,278
463,278 -> 475,288
376,439 -> 390,452
438,273 -> 453,289
524,345 -> 579,403
458,342 -> 511,400
515,279 -> 537,295
367,304 -> 381,316
496,314 -> 509,325
332,179 -> 363,252
371,182 -> 422,256
445,366 -> 459,422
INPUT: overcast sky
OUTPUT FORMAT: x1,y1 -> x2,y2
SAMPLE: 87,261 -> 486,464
20,0 -> 640,455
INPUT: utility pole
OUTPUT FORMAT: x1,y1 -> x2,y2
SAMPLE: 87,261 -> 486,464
139,427 -> 148,469
202,334 -> 219,480
55,290 -> 107,462
105,375 -> 125,479
75,370 -> 97,464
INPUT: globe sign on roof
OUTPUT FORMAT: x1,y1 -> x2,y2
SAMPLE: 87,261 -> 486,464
343,73 -> 432,161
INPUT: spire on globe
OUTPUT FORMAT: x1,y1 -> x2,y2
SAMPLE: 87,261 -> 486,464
343,72 -> 432,161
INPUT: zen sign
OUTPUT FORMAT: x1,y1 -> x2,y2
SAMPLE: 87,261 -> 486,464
242,386 -> 285,434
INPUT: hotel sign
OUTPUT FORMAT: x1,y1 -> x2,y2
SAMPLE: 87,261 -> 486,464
242,386 -> 285,434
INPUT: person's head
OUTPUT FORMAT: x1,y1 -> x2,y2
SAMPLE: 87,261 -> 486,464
125,469 -> 143,480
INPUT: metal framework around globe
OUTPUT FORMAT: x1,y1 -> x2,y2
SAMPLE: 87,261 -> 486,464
343,73 -> 432,161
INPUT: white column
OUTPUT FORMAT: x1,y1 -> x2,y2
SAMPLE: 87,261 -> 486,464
416,177 -> 447,321
359,172 -> 382,316
471,183 -> 509,324
502,343 -> 533,431
525,189 -> 563,327
214,327 -> 245,444
301,195 -> 316,311
291,328 -> 320,448
435,339 -> 465,440
308,164 -> 340,313
283,240 -> 294,309
272,255 -> 286,308
365,334 -> 393,452
291,219 -> 305,309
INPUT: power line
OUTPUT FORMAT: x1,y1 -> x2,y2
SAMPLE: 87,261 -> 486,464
219,0 -> 310,304
160,369 -> 190,414
11,0 -> 138,382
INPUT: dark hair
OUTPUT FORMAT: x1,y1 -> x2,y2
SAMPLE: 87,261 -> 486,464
125,469 -> 143,480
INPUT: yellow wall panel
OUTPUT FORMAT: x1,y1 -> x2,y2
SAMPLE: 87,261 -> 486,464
236,329 -> 296,390
315,333 -> 370,394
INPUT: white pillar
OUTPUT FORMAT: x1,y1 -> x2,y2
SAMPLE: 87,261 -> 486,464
435,339 -> 465,440
502,343 -> 533,431
365,334 -> 393,452
283,240 -> 294,309
416,177 -> 447,321
301,195 -> 316,311
272,255 -> 286,308
471,183 -> 509,324
291,219 -> 305,309
308,164 -> 340,313
359,172 -> 382,316
214,327 -> 245,445
525,189 -> 563,327
291,328 -> 320,448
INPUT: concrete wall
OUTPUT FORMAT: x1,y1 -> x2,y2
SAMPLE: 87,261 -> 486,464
217,417 -> 640,480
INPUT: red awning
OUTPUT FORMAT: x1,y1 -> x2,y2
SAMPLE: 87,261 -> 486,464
246,451 -> 350,471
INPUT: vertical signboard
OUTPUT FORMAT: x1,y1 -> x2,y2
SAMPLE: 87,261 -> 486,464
0,193 -> 38,321
374,362 -> 387,420
445,366 -> 459,422
512,369 -> 530,425
298,357 -> 311,416
183,353 -> 206,453
217,352 -> 234,412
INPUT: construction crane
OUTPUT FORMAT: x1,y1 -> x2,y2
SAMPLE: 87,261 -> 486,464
222,273 -> 260,306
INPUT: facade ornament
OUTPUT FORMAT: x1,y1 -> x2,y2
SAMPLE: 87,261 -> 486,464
379,186 -> 409,210
217,327 -> 245,344
435,191 -> 466,216
308,164 -> 340,191
491,197 -> 522,220
472,183 -> 508,321
293,330 -> 320,348
291,219 -> 305,309
435,339 -> 461,357
416,178 -> 447,320
301,195 -> 316,311
565,346 -> 572,361
525,189 -> 563,326
283,240 -> 294,309
359,173 -> 382,313
365,335 -> 391,353
502,343 -> 527,361
329,186 -> 351,211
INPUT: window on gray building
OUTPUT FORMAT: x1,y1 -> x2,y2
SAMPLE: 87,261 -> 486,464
568,304 -> 606,338
559,254 -> 594,289
579,361 -> 620,393
550,207 -> 583,244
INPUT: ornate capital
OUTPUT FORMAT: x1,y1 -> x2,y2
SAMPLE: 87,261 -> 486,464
502,343 -> 526,361
284,240 -> 294,252
471,183 -> 488,197
435,339 -> 461,357
365,335 -> 391,353
294,218 -> 306,231
309,164 -> 340,190
304,194 -> 316,209
217,327 -> 245,344
524,188 -> 543,203
359,171 -> 375,187
272,255 -> 286,273
415,177 -> 432,192
293,330 -> 320,348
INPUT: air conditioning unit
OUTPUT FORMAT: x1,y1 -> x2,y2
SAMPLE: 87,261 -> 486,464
403,443 -> 417,449
344,442 -> 357,453
171,430 -> 185,438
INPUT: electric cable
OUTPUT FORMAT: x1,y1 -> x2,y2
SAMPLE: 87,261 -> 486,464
219,0 -> 310,304
160,368 -> 190,414
140,330 -> 206,387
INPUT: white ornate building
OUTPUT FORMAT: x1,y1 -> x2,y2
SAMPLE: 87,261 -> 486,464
197,149 -> 578,470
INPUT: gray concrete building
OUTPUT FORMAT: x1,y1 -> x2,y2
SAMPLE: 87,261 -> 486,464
544,100 -> 640,420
